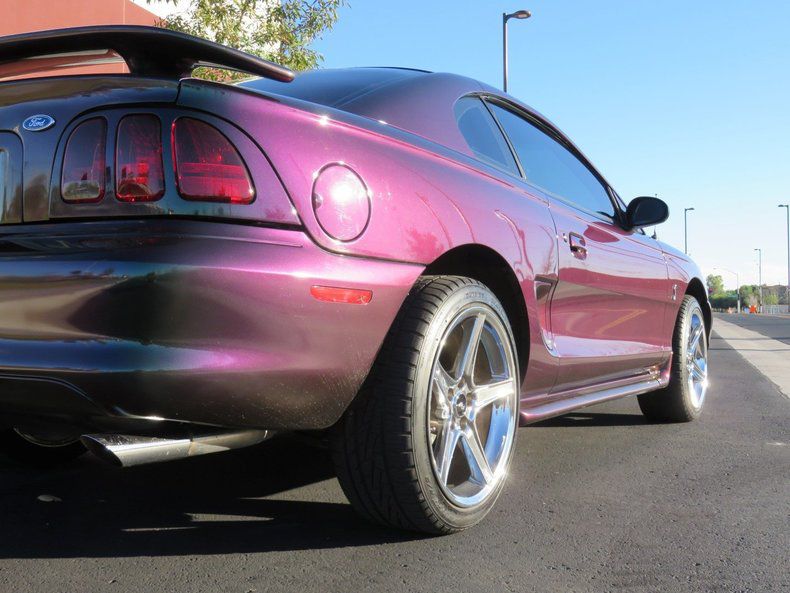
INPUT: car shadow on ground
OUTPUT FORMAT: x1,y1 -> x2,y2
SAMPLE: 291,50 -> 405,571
0,435 -> 421,559
531,412 -> 650,428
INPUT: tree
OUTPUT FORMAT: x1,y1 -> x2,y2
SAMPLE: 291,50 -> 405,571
149,0 -> 347,79
710,293 -> 737,310
737,285 -> 757,306
706,274 -> 725,296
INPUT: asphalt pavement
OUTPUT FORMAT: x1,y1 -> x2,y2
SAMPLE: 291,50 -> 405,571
0,313 -> 787,592
717,312 -> 790,345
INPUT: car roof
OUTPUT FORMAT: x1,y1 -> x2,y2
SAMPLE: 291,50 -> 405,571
241,67 -> 494,153
240,67 -> 600,187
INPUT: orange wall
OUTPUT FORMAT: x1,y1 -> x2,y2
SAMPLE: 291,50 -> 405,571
0,0 -> 157,35
0,0 -> 159,76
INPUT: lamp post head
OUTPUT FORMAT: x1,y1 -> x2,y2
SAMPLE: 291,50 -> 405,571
685,207 -> 695,212
505,9 -> 532,21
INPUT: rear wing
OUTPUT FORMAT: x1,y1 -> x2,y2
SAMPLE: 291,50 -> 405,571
0,25 -> 294,82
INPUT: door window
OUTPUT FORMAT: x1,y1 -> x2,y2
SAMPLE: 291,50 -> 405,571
488,103 -> 615,218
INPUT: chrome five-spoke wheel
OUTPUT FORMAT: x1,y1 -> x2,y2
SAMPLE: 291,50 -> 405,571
428,305 -> 519,508
332,276 -> 521,533
638,294 -> 709,423
686,308 -> 708,409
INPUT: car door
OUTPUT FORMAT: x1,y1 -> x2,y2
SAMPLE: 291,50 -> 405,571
487,101 -> 671,393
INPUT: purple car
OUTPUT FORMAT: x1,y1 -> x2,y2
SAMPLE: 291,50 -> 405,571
0,26 -> 711,533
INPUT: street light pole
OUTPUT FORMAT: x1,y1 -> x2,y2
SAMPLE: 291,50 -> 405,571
684,207 -> 695,254
780,204 -> 789,308
754,248 -> 762,313
502,10 -> 531,93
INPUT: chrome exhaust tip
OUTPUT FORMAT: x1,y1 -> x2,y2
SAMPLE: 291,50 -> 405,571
81,430 -> 271,467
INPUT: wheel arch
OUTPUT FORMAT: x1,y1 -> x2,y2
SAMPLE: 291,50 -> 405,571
422,244 -> 529,381
685,277 -> 712,338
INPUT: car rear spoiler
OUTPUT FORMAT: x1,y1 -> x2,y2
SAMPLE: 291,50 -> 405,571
0,25 -> 294,82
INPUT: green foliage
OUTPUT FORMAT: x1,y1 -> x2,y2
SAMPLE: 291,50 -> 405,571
706,274 -> 724,296
739,285 -> 759,305
149,0 -> 347,80
710,293 -> 738,310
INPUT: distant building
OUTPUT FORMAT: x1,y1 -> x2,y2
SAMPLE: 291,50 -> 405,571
0,0 -> 158,77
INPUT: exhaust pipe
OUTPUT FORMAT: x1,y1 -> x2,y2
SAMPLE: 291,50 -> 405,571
81,429 -> 271,467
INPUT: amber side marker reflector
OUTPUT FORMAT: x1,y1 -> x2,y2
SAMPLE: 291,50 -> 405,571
310,285 -> 372,305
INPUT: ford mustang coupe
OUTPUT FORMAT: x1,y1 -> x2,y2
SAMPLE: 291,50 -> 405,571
0,26 -> 711,534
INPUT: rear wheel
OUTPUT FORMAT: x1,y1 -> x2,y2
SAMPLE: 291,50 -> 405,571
332,276 -> 520,534
0,427 -> 86,466
638,295 -> 709,422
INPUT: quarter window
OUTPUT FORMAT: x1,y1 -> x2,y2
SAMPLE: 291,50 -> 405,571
453,97 -> 519,176
488,103 -> 615,218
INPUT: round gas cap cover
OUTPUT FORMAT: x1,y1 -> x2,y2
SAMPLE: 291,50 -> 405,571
312,164 -> 371,242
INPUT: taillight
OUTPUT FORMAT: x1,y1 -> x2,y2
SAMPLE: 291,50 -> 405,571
61,118 -> 106,202
171,118 -> 254,204
116,115 -> 164,202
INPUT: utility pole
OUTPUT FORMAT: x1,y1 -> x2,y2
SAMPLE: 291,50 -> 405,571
684,207 -> 695,254
754,248 -> 763,313
502,10 -> 531,93
780,204 -> 789,308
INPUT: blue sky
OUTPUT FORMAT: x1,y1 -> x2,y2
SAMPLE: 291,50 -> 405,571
311,0 -> 790,288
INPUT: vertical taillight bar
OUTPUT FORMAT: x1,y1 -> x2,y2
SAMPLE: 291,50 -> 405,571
116,115 -> 165,202
61,118 -> 107,203
171,118 -> 255,204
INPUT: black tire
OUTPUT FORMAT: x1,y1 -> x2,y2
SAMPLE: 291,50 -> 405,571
0,428 -> 86,467
638,295 -> 709,422
332,275 -> 520,534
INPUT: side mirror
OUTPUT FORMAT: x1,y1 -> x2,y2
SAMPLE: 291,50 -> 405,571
625,196 -> 669,230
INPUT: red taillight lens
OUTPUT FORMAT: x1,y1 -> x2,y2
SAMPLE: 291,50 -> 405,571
172,118 -> 254,204
116,115 -> 164,202
61,118 -> 106,202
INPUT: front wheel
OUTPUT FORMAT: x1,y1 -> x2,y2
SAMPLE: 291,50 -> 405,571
638,295 -> 709,422
332,276 -> 520,534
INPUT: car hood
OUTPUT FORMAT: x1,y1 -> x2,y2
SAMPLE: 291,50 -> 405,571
657,240 -> 690,262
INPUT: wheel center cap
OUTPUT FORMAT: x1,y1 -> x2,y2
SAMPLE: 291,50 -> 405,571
454,393 -> 468,417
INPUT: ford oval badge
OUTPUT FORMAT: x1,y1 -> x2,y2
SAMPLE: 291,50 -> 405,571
22,114 -> 56,132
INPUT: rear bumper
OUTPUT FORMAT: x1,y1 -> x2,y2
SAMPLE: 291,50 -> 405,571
0,220 -> 422,430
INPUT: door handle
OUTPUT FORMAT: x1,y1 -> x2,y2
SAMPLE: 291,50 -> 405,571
568,232 -> 587,259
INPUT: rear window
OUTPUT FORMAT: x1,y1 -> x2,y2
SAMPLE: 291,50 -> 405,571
453,97 -> 519,175
240,68 -> 423,108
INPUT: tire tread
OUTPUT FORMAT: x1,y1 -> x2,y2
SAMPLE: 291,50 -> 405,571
638,294 -> 705,422
331,275 -> 487,534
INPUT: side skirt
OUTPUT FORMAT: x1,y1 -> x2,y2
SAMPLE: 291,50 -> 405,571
519,362 -> 671,425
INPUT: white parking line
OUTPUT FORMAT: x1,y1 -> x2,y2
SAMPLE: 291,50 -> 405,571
712,317 -> 790,398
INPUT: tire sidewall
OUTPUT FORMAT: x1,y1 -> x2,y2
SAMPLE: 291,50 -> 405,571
410,281 -> 519,530
677,297 -> 707,419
